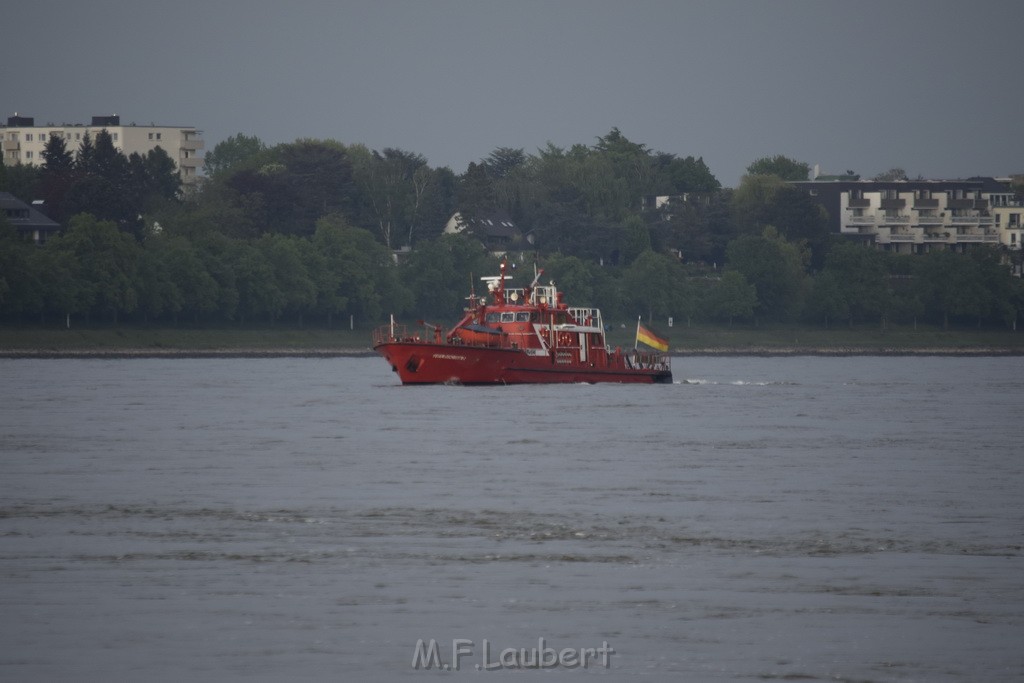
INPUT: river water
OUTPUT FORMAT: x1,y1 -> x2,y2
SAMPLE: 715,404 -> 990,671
0,356 -> 1021,682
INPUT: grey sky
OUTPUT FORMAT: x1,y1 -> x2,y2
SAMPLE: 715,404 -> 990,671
4,0 -> 1022,186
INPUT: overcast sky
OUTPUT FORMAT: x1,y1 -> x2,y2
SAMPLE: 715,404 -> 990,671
4,0 -> 1022,186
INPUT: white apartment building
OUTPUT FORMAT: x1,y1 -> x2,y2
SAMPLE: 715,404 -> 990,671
1,114 -> 204,186
793,176 -> 1023,256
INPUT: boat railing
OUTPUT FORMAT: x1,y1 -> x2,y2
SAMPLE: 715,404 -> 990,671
630,350 -> 671,372
373,323 -> 408,345
568,307 -> 602,329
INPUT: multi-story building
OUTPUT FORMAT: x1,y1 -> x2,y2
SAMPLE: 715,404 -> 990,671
792,176 -> 1023,257
1,114 -> 204,187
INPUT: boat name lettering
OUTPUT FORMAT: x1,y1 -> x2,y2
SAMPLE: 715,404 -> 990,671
432,353 -> 467,361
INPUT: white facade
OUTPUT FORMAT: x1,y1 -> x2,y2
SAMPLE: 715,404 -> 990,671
1,115 -> 204,186
797,178 -> 1023,256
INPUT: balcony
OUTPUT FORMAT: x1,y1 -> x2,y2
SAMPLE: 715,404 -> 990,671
847,198 -> 870,208
890,234 -> 918,242
924,233 -> 951,242
879,214 -> 911,225
2,139 -> 20,151
917,215 -> 944,225
180,138 -> 204,151
881,198 -> 906,210
178,155 -> 203,168
950,216 -> 981,224
913,198 -> 939,208
847,216 -> 876,224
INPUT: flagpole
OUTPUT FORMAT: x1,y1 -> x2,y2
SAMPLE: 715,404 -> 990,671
634,316 -> 640,351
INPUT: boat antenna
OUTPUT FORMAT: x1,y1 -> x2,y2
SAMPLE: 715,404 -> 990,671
530,264 -> 544,289
466,272 -> 478,309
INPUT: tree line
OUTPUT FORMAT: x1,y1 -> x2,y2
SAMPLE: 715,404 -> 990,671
1,129 -> 1021,329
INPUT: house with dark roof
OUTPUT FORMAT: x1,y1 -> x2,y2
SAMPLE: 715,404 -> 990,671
443,209 -> 527,256
0,192 -> 61,244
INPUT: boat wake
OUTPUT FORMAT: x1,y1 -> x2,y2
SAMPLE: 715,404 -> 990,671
681,378 -> 799,386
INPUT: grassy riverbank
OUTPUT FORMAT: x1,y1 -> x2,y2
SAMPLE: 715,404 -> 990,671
2,321 -> 1022,356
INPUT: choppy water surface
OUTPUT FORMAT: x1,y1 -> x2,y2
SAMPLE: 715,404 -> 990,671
1,356 -> 1021,681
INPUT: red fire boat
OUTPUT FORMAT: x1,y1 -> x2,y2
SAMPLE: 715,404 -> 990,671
373,262 -> 672,385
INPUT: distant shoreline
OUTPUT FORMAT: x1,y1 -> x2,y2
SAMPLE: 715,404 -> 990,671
2,347 -> 1022,359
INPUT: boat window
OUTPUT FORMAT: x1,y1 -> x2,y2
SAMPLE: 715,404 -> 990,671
515,312 -> 531,322
485,312 -> 500,323
500,312 -> 515,323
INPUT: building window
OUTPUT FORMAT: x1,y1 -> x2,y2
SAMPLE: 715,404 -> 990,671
26,133 -> 33,142
112,133 -> 118,142
25,151 -> 33,160
156,133 -> 161,140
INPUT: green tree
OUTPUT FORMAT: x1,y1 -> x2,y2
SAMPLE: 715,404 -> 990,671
399,233 -> 493,319
483,147 -> 526,178
193,233 -> 240,320
873,168 -> 908,181
135,240 -> 180,322
139,147 -> 182,203
277,139 -> 354,232
618,214 -> 651,265
732,174 -> 786,234
32,247 -> 86,323
818,241 -> 891,325
231,239 -> 283,323
540,254 -> 595,305
745,155 -> 810,181
656,153 -> 721,193
804,270 -> 849,328
764,185 -> 831,262
314,214 -> 411,322
255,233 -> 318,323
455,161 -> 498,223
621,250 -> 683,322
705,270 -> 757,325
0,163 -> 40,205
726,228 -> 808,321
969,246 -> 1014,327
39,134 -> 76,223
203,133 -> 267,177
138,235 -> 219,323
350,145 -> 433,248
0,221 -> 37,318
912,249 -> 988,329
50,214 -> 141,323
64,129 -> 138,232
662,191 -> 737,265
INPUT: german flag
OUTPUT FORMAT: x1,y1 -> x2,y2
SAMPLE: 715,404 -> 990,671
636,321 -> 669,352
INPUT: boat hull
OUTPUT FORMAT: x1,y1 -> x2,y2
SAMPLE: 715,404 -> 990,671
375,342 -> 672,385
